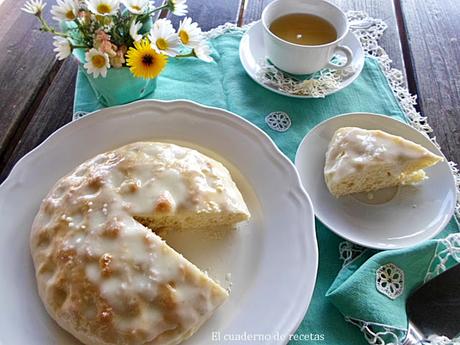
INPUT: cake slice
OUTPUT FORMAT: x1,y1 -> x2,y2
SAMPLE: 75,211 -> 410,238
324,127 -> 443,197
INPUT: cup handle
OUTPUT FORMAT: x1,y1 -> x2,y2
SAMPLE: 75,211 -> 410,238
326,45 -> 353,70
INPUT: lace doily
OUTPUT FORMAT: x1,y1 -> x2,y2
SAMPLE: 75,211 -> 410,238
346,317 -> 407,345
252,11 -> 387,98
339,241 -> 365,267
201,14 -> 459,345
265,111 -> 291,132
71,19 -> 460,223
201,17 -> 460,222
376,263 -> 405,300
427,335 -> 460,345
74,111 -> 89,119
256,55 -> 355,98
71,13 -> 460,345
425,233 -> 460,283
346,11 -> 460,219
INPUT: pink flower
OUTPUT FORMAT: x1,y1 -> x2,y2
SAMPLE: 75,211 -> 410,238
100,40 -> 117,56
96,30 -> 111,42
94,30 -> 117,56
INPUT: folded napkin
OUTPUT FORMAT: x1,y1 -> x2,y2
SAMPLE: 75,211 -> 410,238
327,233 -> 460,344
73,13 -> 460,345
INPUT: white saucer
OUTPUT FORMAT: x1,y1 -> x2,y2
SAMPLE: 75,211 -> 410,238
239,21 -> 365,98
295,113 -> 456,249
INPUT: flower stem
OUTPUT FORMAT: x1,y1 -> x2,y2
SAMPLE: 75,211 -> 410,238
73,18 -> 83,30
146,4 -> 168,16
175,52 -> 195,58
38,14 -> 69,37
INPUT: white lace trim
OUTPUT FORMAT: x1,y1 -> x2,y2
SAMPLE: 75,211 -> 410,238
202,22 -> 251,39
201,13 -> 460,219
425,233 -> 460,283
376,263 -> 405,300
339,241 -> 365,267
73,111 -> 89,120
256,55 -> 355,98
427,335 -> 460,345
251,11 -> 382,98
346,317 -> 407,345
265,111 -> 292,132
71,15 -> 460,345
345,10 -> 460,219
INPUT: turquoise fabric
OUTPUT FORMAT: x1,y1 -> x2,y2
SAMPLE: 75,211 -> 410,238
326,234 -> 460,343
73,28 -> 459,344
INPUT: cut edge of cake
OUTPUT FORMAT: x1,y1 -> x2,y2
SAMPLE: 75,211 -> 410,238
30,141 -> 250,345
324,127 -> 443,197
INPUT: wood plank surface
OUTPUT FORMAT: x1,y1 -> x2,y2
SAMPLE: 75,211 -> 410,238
242,0 -> 460,337
399,0 -> 460,163
0,0 -> 245,182
0,58 -> 77,182
0,0 -> 60,165
168,0 -> 243,30
1,0 -> 458,185
242,0 -> 406,73
0,0 -> 458,336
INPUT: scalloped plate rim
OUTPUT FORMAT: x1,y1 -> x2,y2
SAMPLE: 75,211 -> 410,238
295,112 -> 456,250
0,99 -> 318,345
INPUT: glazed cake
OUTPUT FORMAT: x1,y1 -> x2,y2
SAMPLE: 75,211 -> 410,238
30,142 -> 250,345
324,127 -> 443,197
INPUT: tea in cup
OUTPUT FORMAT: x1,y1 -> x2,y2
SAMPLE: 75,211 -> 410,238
262,0 -> 353,75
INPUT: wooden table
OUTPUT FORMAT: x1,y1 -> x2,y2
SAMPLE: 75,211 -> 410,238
0,0 -> 459,337
1,0 -> 459,180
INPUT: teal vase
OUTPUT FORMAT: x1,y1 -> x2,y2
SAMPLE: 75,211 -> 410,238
73,48 -> 157,107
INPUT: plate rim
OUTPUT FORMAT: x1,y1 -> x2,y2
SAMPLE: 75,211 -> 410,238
0,99 -> 319,344
239,20 -> 365,99
294,112 -> 457,250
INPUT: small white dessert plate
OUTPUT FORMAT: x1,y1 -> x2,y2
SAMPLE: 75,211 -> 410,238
239,21 -> 365,98
0,100 -> 317,345
295,113 -> 456,250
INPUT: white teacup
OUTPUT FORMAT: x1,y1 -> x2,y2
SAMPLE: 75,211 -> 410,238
262,0 -> 353,75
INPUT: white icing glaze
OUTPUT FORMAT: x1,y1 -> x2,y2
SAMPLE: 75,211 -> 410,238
29,142 -> 250,345
324,127 -> 441,183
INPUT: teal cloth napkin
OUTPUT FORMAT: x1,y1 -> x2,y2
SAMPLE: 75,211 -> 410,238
73,28 -> 460,344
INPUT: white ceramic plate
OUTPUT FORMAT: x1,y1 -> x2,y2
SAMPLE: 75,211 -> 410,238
239,21 -> 364,98
0,100 -> 317,345
295,113 -> 456,249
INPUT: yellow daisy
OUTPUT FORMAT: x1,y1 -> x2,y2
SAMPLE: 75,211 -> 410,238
126,39 -> 167,79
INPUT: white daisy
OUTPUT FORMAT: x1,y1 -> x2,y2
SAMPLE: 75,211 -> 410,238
194,42 -> 213,62
84,48 -> 110,78
21,0 -> 46,15
167,0 -> 187,16
50,0 -> 78,21
129,20 -> 143,42
85,0 -> 120,16
122,0 -> 150,14
148,18 -> 180,57
178,17 -> 202,49
53,36 -> 72,60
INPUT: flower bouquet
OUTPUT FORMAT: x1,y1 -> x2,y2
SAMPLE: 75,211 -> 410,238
22,0 -> 212,106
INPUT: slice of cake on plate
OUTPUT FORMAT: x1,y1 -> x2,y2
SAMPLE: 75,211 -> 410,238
30,142 -> 250,345
324,127 -> 443,197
